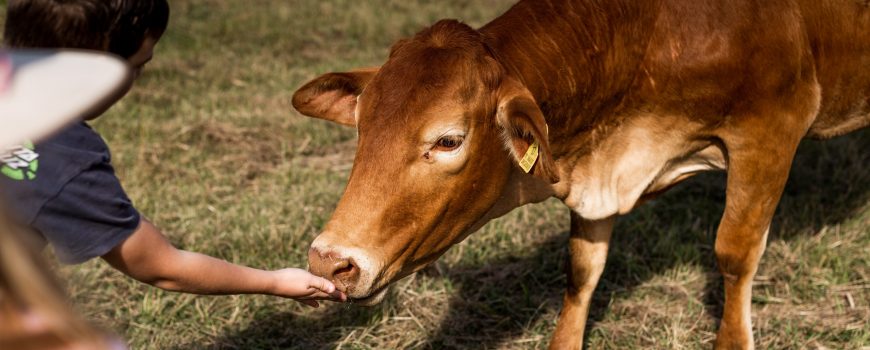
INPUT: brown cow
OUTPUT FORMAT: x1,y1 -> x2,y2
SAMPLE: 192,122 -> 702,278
293,0 -> 870,348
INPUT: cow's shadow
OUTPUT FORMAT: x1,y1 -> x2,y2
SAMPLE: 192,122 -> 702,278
181,130 -> 867,349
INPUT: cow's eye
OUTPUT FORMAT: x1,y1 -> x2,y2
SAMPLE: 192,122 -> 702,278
434,135 -> 463,151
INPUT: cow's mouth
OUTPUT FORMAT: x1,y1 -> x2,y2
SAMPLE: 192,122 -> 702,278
347,285 -> 390,306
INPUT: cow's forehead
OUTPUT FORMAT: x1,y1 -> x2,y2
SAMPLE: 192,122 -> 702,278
358,64 -> 476,126
356,86 -> 466,141
355,23 -> 503,132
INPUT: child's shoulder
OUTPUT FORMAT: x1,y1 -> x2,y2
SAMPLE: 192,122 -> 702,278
44,122 -> 112,156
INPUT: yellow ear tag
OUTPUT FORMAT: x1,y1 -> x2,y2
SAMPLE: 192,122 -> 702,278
518,140 -> 540,173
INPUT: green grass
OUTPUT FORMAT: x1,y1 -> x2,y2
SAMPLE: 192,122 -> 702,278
5,1 -> 870,348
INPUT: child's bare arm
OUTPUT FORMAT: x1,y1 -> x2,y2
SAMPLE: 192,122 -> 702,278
101,219 -> 344,306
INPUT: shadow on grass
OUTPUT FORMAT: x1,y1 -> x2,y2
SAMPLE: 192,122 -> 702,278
167,302 -> 390,349
180,130 -> 867,349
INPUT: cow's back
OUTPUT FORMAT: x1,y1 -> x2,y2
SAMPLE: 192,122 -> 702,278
799,0 -> 870,138
483,0 -> 869,142
636,0 -> 869,138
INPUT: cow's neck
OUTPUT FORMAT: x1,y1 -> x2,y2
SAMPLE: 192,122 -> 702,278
481,0 -> 659,150
482,0 -> 729,220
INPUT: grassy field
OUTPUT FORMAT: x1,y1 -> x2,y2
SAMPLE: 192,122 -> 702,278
5,0 -> 870,348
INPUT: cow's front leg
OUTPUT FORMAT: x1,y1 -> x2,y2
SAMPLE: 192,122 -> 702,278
713,133 -> 801,349
549,213 -> 615,350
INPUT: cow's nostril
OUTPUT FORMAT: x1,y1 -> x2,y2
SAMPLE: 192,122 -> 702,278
309,247 -> 361,288
333,258 -> 359,285
334,262 -> 354,277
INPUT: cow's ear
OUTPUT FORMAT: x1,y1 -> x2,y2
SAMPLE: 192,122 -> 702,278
292,67 -> 379,126
496,77 -> 560,183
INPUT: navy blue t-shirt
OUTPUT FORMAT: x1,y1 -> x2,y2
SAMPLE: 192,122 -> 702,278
0,122 -> 140,264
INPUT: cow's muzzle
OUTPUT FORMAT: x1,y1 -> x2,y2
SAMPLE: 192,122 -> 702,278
308,246 -> 361,293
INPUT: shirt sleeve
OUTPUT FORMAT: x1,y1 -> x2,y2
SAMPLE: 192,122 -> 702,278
32,161 -> 141,264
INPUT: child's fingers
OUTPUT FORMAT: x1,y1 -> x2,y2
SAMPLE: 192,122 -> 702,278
331,289 -> 347,301
301,289 -> 347,302
309,275 -> 336,293
297,299 -> 319,308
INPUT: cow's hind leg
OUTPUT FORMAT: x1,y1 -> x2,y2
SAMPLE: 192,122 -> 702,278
549,214 -> 615,350
713,126 -> 805,349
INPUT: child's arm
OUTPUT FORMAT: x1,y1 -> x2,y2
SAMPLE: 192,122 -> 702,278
101,219 -> 344,307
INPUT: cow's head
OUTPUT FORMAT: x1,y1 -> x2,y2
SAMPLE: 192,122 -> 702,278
293,20 -> 558,304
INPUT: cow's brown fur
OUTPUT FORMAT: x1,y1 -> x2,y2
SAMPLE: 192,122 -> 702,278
294,1 -> 869,348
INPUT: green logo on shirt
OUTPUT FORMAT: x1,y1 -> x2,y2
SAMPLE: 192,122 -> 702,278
1,141 -> 39,181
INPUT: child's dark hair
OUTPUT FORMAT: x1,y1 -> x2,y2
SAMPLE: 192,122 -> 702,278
4,0 -> 169,59
108,0 -> 170,58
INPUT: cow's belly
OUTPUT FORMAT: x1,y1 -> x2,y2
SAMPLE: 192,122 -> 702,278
560,116 -> 727,220
808,96 -> 870,139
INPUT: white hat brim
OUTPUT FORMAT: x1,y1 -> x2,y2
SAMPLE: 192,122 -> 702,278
0,50 -> 132,149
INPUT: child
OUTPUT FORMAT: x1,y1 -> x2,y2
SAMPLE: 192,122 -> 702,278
1,0 -> 344,307
1,49 -> 130,350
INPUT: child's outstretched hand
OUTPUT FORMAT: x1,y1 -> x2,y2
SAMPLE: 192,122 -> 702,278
270,268 -> 346,307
